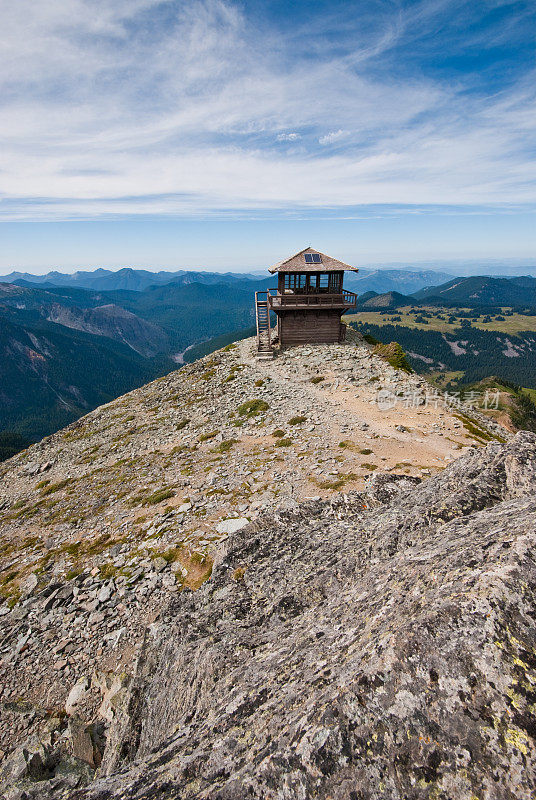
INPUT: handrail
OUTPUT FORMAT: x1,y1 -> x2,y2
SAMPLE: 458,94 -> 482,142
268,290 -> 357,308
255,290 -> 272,351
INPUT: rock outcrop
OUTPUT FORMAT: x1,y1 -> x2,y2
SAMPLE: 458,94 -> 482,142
1,334 -> 530,799
4,431 -> 535,799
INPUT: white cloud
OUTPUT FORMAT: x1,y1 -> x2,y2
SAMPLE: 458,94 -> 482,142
0,0 -> 534,220
318,130 -> 349,145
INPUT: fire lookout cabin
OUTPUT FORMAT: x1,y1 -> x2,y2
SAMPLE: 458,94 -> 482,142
255,247 -> 358,357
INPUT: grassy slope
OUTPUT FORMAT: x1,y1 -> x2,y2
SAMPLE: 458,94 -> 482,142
345,306 -> 536,335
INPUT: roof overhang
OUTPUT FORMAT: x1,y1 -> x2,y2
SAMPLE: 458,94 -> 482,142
269,247 -> 359,274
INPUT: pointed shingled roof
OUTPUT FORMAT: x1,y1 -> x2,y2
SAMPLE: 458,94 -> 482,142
269,247 -> 359,274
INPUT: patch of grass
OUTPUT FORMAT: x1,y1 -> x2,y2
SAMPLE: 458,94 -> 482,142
35,480 -> 50,490
85,534 -> 113,555
143,488 -> 175,506
288,415 -> 307,425
176,418 -> 190,430
359,448 -> 373,455
223,343 -> 237,351
453,413 -> 504,443
272,429 -> 286,438
319,472 -> 358,490
238,399 -> 269,417
361,463 -> 378,471
158,547 -> 181,563
40,478 -> 71,496
63,541 -> 82,556
65,567 -> 82,580
99,563 -> 118,580
199,430 -> 218,442
254,379 -> 264,387
338,441 -> 350,448
201,369 -> 216,380
214,439 -> 238,453
310,376 -> 324,384
275,438 -> 292,447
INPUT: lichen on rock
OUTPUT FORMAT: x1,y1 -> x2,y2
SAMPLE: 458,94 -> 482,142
30,431 -> 536,799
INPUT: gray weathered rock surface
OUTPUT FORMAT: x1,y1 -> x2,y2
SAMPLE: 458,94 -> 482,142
13,431 -> 535,799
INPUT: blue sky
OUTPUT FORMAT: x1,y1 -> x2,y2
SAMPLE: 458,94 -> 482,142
0,0 -> 535,272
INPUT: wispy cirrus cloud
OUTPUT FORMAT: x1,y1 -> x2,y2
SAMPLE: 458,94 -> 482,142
0,0 -> 535,220
277,133 -> 301,142
319,130 -> 349,146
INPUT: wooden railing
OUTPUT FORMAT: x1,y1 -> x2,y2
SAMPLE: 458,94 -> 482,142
268,289 -> 357,309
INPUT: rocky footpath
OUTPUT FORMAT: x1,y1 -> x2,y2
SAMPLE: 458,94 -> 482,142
3,431 -> 535,799
0,333 -> 510,797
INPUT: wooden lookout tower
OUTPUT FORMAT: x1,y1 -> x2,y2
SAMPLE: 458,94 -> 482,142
255,247 -> 358,357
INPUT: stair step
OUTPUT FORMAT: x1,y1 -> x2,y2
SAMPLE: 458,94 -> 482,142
255,292 -> 273,359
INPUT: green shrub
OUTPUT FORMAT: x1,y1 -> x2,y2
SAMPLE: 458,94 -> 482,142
288,415 -> 307,425
176,419 -> 190,430
272,429 -> 285,438
373,342 -> 413,373
275,438 -> 292,447
310,376 -> 324,384
238,399 -> 269,417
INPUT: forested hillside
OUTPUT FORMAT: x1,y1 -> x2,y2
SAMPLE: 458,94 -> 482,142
349,320 -> 536,387
0,316 -> 172,442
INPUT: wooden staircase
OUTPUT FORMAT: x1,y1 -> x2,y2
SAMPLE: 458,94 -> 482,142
255,291 -> 273,360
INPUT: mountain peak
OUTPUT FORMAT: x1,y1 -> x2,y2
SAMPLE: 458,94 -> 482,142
0,332 -> 517,796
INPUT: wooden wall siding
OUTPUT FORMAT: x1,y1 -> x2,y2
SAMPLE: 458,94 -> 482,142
279,310 -> 342,346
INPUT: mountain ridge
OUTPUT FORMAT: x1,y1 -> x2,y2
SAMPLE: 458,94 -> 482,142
0,334 -> 534,795
0,331 -> 512,798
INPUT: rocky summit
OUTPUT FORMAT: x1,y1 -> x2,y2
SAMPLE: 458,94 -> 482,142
1,333 -> 534,799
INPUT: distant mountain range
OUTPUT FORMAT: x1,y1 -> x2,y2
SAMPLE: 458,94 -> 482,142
1,267 -> 261,292
344,269 -> 455,296
355,275 -> 536,310
414,275 -> 536,306
1,266 -> 455,295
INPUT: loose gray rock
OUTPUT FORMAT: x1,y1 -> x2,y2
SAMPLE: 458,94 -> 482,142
36,432 -> 536,800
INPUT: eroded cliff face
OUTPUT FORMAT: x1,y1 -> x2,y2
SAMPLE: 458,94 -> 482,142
7,431 -> 535,799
